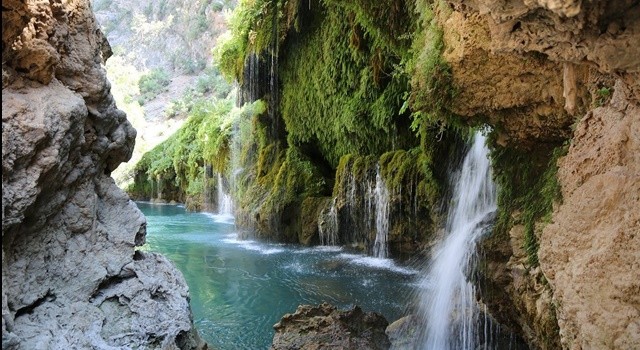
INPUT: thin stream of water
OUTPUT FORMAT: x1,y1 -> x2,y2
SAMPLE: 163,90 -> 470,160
217,173 -> 233,217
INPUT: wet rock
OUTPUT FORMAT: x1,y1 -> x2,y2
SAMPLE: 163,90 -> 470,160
271,303 -> 390,350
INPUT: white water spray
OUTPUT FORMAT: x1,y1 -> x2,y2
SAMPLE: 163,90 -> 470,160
373,167 -> 390,258
319,198 -> 339,246
418,132 -> 496,349
217,173 -> 233,216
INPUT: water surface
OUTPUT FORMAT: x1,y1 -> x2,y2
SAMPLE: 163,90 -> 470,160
136,202 -> 418,349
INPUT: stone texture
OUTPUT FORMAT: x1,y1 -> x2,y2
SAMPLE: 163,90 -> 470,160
453,0 -> 640,73
438,1 -> 639,348
441,0 -> 640,147
440,9 -> 575,147
539,79 -> 640,349
2,0 -> 203,348
386,315 -> 419,350
271,303 -> 390,350
477,222 -> 561,349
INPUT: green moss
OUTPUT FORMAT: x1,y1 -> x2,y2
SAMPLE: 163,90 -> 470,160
215,0 -> 288,81
489,136 -> 567,267
234,131 -> 327,240
405,0 -> 470,144
279,1 -> 417,167
127,97 -> 263,207
379,148 -> 439,208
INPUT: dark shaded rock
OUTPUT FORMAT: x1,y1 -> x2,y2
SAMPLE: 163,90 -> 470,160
271,303 -> 390,350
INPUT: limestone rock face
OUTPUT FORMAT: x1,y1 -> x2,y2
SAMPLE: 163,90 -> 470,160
539,79 -> 640,349
2,1 -> 203,349
438,1 -> 639,348
441,0 -> 639,147
271,303 -> 390,350
455,0 -> 640,73
440,10 -> 573,147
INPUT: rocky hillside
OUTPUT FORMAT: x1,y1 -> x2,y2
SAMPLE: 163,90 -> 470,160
445,0 -> 639,348
2,1 -> 204,348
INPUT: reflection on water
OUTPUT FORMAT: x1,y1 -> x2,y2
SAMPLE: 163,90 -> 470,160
136,202 -> 418,350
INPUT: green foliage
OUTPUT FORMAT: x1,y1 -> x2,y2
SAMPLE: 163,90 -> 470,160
138,68 -> 171,104
595,86 -> 613,107
188,14 -> 210,40
280,1 -> 416,167
406,0 -> 462,142
379,148 -> 439,206
489,136 -> 567,267
195,66 -> 232,97
127,98 -> 263,206
165,67 -> 232,119
214,0 -> 283,81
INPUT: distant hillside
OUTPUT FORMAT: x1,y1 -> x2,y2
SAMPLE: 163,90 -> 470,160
91,0 -> 235,187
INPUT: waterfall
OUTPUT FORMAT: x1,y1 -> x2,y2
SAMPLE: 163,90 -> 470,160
217,173 -> 233,216
373,167 -> 390,258
319,198 -> 339,246
321,163 -> 391,257
417,132 -> 497,349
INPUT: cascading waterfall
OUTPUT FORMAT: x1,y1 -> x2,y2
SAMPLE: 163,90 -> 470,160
318,198 -> 339,246
417,131 -> 497,350
320,164 -> 391,258
373,167 -> 390,258
217,173 -> 233,216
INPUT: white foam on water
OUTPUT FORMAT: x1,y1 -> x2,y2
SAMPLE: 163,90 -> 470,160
337,253 -> 417,275
203,212 -> 235,225
221,233 -> 285,255
293,245 -> 344,254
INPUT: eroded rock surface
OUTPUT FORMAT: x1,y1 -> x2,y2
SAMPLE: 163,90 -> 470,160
271,303 -> 390,350
437,1 -> 639,348
442,0 -> 639,147
2,0 -> 203,348
539,79 -> 640,349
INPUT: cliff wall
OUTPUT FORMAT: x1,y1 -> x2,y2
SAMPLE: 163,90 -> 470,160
2,1 -> 203,348
539,80 -> 639,349
438,0 -> 639,348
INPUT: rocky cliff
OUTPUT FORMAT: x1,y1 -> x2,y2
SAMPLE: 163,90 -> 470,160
438,0 -> 639,348
2,1 -> 203,348
539,80 -> 639,349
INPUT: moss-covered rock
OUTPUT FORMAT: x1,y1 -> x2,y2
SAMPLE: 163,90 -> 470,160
299,197 -> 332,246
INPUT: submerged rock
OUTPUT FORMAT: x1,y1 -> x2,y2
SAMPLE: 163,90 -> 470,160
271,303 -> 390,350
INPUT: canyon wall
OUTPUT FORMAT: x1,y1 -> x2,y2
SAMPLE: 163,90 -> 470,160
439,0 -> 639,348
2,1 -> 203,348
538,80 -> 639,349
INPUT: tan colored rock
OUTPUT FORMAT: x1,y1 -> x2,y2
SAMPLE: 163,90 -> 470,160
539,79 -> 640,349
451,0 -> 640,73
439,8 -> 577,147
271,303 -> 390,350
